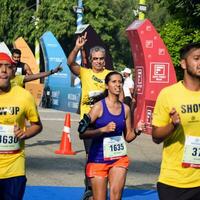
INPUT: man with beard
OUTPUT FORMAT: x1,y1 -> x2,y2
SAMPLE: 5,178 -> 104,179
12,48 -> 33,76
10,64 -> 62,87
152,42 -> 200,200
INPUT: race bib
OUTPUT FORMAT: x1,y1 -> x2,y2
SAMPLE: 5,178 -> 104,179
182,135 -> 200,168
88,90 -> 103,107
103,136 -> 127,161
0,124 -> 20,154
88,90 -> 102,98
16,68 -> 22,75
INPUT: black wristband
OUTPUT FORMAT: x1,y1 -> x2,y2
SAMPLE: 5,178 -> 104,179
134,128 -> 141,136
50,69 -> 54,74
78,114 -> 91,134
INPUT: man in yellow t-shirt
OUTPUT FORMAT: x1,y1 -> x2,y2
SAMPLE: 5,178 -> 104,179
68,33 -> 111,119
79,67 -> 111,117
152,42 -> 200,200
67,32 -> 111,198
0,52 -> 43,200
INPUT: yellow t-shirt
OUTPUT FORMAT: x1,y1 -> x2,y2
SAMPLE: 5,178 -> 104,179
152,81 -> 200,188
79,67 -> 111,118
10,75 -> 25,87
0,86 -> 40,179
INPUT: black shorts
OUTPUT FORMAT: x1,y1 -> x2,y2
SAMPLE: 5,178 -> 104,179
0,176 -> 27,200
157,182 -> 200,200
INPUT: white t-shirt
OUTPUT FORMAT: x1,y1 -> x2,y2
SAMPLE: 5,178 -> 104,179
123,76 -> 134,98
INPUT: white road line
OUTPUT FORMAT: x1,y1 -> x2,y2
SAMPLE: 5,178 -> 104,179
39,109 -> 66,113
41,117 -> 79,122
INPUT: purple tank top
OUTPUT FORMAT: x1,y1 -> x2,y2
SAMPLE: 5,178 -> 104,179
88,99 -> 126,163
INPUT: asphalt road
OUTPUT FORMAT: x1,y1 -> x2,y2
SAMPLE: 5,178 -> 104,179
25,107 -> 162,190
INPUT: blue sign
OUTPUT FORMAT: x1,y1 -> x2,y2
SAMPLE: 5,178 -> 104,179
40,31 -> 81,113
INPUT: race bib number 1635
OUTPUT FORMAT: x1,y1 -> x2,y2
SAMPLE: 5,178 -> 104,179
103,136 -> 127,161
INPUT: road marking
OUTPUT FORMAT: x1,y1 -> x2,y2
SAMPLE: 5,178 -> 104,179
41,117 -> 79,122
39,109 -> 65,113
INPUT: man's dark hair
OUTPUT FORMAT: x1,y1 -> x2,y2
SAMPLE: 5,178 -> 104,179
12,48 -> 22,55
180,42 -> 200,59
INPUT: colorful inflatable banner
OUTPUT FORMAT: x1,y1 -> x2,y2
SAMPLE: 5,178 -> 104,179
0,42 -> 11,56
40,31 -> 81,113
126,19 -> 177,134
14,37 -> 43,105
14,37 -> 40,79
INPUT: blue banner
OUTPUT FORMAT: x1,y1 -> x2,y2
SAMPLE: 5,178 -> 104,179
40,31 -> 81,113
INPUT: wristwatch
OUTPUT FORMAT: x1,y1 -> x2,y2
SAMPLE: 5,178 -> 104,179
50,69 -> 54,74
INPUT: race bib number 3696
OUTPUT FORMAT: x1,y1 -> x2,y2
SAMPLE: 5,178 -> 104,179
0,124 -> 20,154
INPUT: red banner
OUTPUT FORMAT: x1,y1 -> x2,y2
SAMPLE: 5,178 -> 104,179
126,19 -> 177,134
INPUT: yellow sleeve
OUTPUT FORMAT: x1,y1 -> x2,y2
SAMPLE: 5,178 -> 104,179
79,67 -> 88,79
152,89 -> 171,127
24,92 -> 40,122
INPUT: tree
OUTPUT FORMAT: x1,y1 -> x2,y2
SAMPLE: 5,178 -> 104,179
83,0 -> 138,71
0,0 -> 35,46
159,0 -> 200,80
2,0 -> 199,78
142,0 -> 200,79
0,0 -> 139,71
146,0 -> 171,28
37,0 -> 137,71
167,0 -> 200,28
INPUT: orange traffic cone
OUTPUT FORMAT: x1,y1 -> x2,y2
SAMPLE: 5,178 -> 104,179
55,113 -> 76,155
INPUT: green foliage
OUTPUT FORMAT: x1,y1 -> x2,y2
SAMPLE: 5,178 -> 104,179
82,0 -> 137,70
0,1 -> 35,46
1,0 -> 200,78
166,0 -> 200,28
146,0 -> 171,28
160,20 -> 190,67
147,0 -> 200,80
0,0 -> 137,71
36,0 -> 75,39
